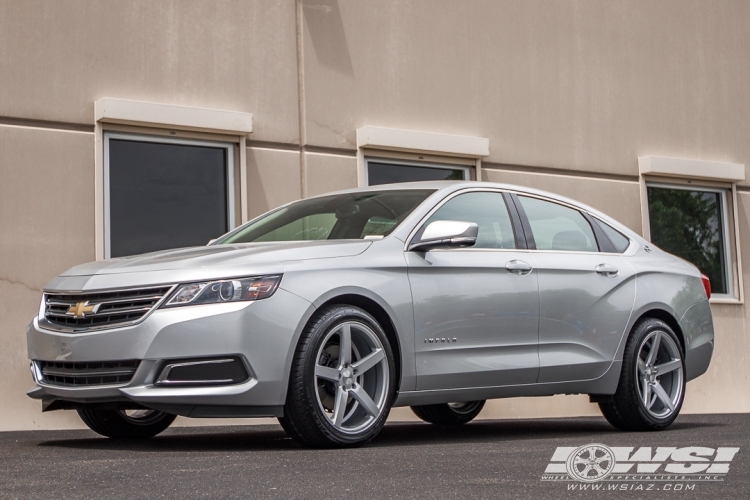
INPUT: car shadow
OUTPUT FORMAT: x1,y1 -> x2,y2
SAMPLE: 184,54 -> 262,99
35,416 -> 724,453
372,417 -> 721,447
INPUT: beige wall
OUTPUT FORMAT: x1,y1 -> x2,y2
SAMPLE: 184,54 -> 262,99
1,0 -> 750,430
0,0 -> 300,143
247,147 -> 302,219
0,125 -> 96,430
305,152 -> 358,196
302,0 -> 750,181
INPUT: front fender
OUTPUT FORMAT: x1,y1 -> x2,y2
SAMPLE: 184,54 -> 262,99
278,243 -> 415,391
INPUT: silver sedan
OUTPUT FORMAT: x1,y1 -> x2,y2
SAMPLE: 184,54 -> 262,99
26,181 -> 714,447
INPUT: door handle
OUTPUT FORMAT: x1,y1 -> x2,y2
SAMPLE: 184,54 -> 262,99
506,260 -> 533,275
596,263 -> 619,277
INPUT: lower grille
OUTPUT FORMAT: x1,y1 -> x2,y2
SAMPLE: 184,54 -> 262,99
37,360 -> 140,387
41,285 -> 174,332
156,357 -> 249,386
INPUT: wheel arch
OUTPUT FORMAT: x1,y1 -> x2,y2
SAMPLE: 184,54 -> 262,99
315,293 -> 403,394
635,308 -> 686,353
613,303 -> 685,364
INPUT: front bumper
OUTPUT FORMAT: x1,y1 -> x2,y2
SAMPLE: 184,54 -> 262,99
26,288 -> 313,417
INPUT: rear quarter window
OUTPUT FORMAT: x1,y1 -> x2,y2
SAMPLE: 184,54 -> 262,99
594,218 -> 631,253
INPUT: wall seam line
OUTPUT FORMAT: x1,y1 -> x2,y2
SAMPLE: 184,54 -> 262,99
295,0 -> 307,198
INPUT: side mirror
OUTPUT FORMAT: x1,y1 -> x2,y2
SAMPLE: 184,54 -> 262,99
207,239 -> 218,246
408,220 -> 478,251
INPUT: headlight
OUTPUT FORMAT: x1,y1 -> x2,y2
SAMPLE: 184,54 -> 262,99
162,275 -> 282,308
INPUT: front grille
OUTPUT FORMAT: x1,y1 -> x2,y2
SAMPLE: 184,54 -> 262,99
37,360 -> 140,387
41,285 -> 173,332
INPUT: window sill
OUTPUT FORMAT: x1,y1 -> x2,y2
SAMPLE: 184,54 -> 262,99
709,297 -> 743,305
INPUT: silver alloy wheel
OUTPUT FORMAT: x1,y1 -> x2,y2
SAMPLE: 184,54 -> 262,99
314,321 -> 389,434
635,330 -> 684,418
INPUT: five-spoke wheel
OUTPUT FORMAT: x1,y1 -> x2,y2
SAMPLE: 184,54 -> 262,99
636,330 -> 684,418
313,321 -> 390,434
279,305 -> 395,447
599,317 -> 686,431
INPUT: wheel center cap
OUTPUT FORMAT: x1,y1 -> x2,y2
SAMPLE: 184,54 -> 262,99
340,368 -> 354,388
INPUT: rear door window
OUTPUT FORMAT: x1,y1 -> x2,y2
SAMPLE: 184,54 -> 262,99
517,196 -> 598,252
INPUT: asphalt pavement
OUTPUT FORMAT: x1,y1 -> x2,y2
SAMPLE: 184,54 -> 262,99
0,413 -> 747,499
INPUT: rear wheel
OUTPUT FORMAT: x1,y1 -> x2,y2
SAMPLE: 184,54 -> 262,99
411,400 -> 485,425
279,305 -> 396,448
599,318 -> 685,431
77,408 -> 176,439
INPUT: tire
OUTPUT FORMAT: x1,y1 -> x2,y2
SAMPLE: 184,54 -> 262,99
77,408 -> 176,439
599,317 -> 686,431
279,305 -> 396,448
411,400 -> 485,425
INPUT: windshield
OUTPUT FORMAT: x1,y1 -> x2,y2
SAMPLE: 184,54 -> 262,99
217,189 -> 435,244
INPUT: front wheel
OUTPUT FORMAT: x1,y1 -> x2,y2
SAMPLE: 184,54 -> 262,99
599,318 -> 685,431
77,408 -> 176,439
411,400 -> 485,425
279,305 -> 396,448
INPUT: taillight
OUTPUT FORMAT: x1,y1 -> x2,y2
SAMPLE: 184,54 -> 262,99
701,273 -> 711,299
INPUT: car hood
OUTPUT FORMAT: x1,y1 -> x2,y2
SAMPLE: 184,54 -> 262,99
59,240 -> 372,277
47,240 -> 372,291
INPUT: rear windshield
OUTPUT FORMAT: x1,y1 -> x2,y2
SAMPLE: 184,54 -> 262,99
217,189 -> 435,244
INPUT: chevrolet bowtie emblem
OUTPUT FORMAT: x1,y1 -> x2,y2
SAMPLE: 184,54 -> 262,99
66,301 -> 100,318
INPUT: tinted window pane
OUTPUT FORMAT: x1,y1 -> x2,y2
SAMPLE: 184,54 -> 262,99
647,186 -> 727,294
368,162 -> 465,185
220,190 -> 434,243
518,196 -> 597,252
109,139 -> 228,257
595,219 -> 630,253
425,192 -> 516,249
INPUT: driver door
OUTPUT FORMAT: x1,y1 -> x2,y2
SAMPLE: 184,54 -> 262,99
406,190 -> 540,391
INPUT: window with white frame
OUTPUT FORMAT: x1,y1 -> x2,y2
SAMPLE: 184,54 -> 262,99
104,133 -> 235,258
646,183 -> 732,296
365,158 -> 470,186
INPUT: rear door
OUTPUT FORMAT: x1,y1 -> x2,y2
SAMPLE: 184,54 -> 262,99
513,194 -> 636,383
407,190 -> 540,391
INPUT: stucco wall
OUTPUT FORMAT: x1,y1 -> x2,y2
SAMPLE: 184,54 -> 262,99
0,126 -> 95,430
